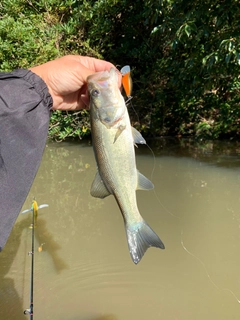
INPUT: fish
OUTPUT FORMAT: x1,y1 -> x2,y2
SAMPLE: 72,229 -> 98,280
88,68 -> 165,264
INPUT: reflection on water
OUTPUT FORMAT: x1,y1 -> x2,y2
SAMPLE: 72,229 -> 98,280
1,138 -> 240,319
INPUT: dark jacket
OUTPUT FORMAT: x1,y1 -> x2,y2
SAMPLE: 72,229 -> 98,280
0,69 -> 52,251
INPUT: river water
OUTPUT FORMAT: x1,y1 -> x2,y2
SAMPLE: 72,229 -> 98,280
1,138 -> 240,320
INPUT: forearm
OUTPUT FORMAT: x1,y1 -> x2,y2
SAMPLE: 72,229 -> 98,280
0,69 -> 52,251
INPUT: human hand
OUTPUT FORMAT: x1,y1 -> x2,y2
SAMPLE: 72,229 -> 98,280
29,55 -> 121,111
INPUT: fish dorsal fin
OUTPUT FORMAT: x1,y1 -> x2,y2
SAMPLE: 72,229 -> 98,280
137,171 -> 154,190
131,127 -> 146,145
91,170 -> 111,198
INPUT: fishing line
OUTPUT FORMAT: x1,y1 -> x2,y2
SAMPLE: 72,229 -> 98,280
130,109 -> 178,218
125,71 -> 240,303
145,142 -> 240,304
144,140 -> 179,219
131,105 -> 179,219
128,99 -> 140,126
123,65 -> 178,220
180,227 -> 240,304
142,127 -> 240,304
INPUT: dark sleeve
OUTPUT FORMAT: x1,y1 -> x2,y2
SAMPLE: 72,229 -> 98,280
0,69 -> 52,251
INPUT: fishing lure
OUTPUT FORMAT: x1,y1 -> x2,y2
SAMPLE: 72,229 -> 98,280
120,65 -> 133,101
22,198 -> 49,227
38,243 -> 45,252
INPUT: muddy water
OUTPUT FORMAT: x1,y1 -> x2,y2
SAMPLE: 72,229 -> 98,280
1,139 -> 240,320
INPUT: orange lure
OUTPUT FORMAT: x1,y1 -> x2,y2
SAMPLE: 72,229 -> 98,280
120,65 -> 132,100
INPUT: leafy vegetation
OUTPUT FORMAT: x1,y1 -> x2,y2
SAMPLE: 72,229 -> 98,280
1,0 -> 240,140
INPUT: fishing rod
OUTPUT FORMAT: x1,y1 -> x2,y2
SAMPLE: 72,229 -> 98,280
23,205 -> 34,319
22,199 -> 48,319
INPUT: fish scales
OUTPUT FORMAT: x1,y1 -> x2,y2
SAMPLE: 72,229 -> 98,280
93,112 -> 138,215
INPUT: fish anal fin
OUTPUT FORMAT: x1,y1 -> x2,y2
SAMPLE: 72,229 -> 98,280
137,170 -> 154,190
126,220 -> 165,264
131,127 -> 146,145
91,171 -> 111,199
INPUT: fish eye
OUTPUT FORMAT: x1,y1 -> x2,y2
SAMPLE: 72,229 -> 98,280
91,89 -> 100,97
103,117 -> 111,123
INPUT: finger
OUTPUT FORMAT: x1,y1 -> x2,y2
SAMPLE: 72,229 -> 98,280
71,55 -> 122,88
70,55 -> 115,72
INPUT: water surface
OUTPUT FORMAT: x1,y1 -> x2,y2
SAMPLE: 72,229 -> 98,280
1,138 -> 240,320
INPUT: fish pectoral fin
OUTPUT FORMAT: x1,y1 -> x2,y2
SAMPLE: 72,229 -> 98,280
113,125 -> 126,143
137,170 -> 154,190
126,220 -> 165,264
90,171 -> 111,199
131,127 -> 146,145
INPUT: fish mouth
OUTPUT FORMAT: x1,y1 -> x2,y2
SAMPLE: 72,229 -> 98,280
87,68 -> 119,87
87,70 -> 110,83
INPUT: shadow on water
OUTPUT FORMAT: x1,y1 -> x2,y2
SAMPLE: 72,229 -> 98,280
0,216 -> 28,320
35,217 -> 69,274
0,208 -> 69,319
138,137 -> 240,169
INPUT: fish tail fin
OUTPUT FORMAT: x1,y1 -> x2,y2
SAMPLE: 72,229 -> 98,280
125,220 -> 165,264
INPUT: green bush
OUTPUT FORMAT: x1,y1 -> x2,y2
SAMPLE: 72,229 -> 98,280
0,0 -> 99,140
1,0 -> 240,140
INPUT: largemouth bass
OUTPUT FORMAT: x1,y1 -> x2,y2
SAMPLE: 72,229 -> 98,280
88,68 -> 165,264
